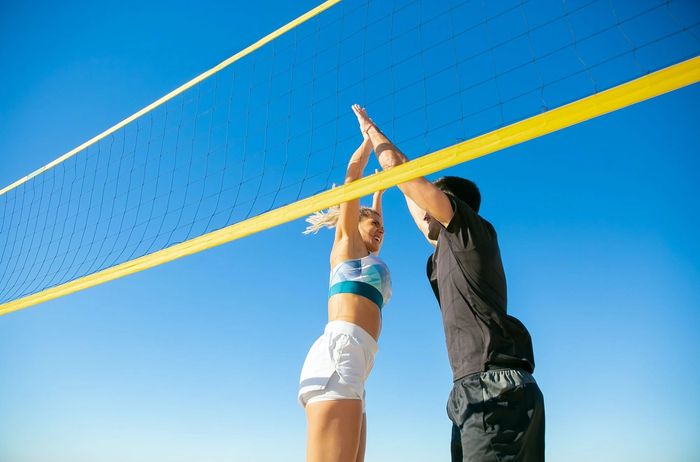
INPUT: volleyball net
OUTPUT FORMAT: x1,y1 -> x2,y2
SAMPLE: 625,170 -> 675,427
1,0 -> 699,315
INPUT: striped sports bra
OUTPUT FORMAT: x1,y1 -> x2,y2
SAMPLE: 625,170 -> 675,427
328,254 -> 392,310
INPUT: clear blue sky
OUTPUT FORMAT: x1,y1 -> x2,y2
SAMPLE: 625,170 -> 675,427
1,1 -> 699,461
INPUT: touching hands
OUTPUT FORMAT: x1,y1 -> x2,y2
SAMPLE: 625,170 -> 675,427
352,104 -> 375,139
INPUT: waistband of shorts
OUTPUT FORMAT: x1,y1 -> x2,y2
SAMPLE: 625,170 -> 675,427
325,320 -> 378,350
455,367 -> 536,385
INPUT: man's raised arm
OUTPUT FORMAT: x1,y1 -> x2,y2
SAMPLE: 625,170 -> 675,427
351,105 -> 453,237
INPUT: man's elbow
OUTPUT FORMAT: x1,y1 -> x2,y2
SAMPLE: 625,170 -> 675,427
376,143 -> 406,170
379,159 -> 402,171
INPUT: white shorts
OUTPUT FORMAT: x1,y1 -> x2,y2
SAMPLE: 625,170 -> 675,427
298,320 -> 378,410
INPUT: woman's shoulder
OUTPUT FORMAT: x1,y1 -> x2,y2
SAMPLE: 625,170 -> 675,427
330,240 -> 370,267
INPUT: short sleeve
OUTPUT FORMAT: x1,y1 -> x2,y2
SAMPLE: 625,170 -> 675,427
441,196 -> 494,250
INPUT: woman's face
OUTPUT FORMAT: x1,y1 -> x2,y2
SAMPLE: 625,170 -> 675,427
358,211 -> 384,253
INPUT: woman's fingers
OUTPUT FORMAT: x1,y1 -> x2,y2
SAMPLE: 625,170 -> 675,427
352,104 -> 368,120
352,104 -> 372,139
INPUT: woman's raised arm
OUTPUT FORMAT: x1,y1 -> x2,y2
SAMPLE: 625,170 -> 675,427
352,104 -> 453,227
334,134 -> 373,242
372,187 -> 384,219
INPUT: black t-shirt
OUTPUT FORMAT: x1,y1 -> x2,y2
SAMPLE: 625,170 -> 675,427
427,196 -> 535,381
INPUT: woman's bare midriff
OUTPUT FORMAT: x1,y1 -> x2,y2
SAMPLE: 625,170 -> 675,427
327,293 -> 382,341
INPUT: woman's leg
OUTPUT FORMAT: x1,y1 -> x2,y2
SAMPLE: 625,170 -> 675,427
306,399 -> 364,462
355,413 -> 367,462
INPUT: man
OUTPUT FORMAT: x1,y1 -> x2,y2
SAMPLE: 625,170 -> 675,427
352,105 -> 544,461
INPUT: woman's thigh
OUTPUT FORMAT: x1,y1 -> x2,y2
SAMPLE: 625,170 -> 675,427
305,399 -> 364,462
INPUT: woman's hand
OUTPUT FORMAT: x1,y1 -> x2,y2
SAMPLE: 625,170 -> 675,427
352,104 -> 374,139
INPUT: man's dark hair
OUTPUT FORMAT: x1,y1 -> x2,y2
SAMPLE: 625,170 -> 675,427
433,176 -> 481,213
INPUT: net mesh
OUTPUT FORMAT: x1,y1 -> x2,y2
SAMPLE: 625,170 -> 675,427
1,0 -> 699,305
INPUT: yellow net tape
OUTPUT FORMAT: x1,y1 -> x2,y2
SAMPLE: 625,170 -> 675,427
2,55 -> 697,316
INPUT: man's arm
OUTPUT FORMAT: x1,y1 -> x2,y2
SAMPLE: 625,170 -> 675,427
405,195 -> 437,246
352,105 -> 453,227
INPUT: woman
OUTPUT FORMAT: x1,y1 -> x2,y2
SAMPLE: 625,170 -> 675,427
298,104 -> 391,462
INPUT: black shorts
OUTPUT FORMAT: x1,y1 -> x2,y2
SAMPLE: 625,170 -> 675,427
447,368 -> 545,462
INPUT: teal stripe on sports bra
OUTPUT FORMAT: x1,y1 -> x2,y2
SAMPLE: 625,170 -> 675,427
328,281 -> 384,310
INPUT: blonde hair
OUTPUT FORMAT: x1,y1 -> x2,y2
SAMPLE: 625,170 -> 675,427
303,206 -> 378,235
